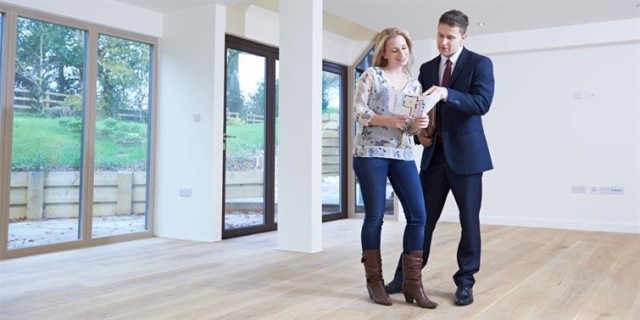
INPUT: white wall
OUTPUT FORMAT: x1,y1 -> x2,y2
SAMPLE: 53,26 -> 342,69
277,1 -> 323,253
426,19 -> 640,234
226,4 -> 363,67
154,4 -> 225,241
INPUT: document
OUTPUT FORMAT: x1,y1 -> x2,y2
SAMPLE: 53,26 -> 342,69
389,92 -> 439,118
415,93 -> 440,117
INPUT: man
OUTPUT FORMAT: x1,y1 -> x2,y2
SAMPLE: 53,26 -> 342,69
385,9 -> 495,306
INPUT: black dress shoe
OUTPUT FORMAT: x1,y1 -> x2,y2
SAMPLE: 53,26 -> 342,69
454,286 -> 473,306
384,278 -> 403,294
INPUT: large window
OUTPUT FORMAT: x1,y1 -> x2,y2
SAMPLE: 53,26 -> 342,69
0,6 -> 156,258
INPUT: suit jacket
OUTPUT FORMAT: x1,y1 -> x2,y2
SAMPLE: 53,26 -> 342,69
417,48 -> 495,175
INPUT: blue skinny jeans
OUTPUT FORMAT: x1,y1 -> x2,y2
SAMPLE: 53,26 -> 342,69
353,157 -> 426,253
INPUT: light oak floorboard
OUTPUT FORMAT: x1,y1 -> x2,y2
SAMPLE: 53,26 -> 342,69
1,219 -> 639,319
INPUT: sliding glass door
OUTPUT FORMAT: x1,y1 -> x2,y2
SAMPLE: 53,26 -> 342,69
1,9 -> 156,257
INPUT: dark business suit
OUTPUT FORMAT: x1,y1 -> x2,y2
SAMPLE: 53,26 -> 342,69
391,47 -> 495,289
420,47 -> 494,288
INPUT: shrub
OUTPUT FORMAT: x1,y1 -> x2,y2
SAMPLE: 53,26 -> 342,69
97,117 -> 119,138
58,118 -> 83,133
61,95 -> 83,115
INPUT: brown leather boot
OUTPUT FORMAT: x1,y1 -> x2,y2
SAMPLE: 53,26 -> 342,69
402,251 -> 437,309
361,250 -> 392,306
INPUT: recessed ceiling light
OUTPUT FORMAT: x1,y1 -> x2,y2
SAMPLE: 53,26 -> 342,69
477,22 -> 486,26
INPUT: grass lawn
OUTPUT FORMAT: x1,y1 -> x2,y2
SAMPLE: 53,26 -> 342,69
10,115 -> 267,171
11,115 -> 147,171
224,121 -> 268,157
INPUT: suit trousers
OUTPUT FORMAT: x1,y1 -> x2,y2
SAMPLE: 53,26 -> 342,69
392,142 -> 483,288
420,143 -> 482,287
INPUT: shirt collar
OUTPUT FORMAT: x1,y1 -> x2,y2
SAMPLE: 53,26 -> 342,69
440,46 -> 463,67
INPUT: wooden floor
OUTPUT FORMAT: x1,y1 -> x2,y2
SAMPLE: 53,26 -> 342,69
1,219 -> 639,319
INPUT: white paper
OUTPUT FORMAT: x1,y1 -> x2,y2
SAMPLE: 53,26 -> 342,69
388,91 -> 414,116
390,92 -> 441,118
414,93 -> 439,118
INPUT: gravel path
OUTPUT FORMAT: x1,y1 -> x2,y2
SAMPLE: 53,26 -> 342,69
8,213 -> 263,249
8,215 -> 146,249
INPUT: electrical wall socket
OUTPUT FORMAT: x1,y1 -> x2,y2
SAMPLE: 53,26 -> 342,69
599,186 -> 624,195
571,185 -> 586,194
587,185 -> 600,194
573,89 -> 597,100
179,187 -> 192,197
573,185 -> 624,195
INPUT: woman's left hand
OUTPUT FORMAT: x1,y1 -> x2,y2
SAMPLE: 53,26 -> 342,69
408,116 -> 429,134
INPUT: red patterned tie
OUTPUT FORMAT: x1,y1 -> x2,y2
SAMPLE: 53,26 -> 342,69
441,59 -> 452,87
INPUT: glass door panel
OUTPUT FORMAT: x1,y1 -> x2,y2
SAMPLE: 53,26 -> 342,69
321,69 -> 343,216
274,59 -> 279,223
8,17 -> 86,249
92,34 -> 151,237
224,48 -> 266,230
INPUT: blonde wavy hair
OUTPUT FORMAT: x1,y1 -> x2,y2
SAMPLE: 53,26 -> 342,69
371,27 -> 414,75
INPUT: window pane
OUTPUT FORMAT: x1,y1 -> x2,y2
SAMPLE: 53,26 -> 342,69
9,18 -> 86,249
0,13 -> 4,246
224,49 -> 266,230
322,71 -> 342,215
93,34 -> 151,237
274,59 -> 279,223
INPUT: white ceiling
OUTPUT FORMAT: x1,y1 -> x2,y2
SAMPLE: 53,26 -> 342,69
116,0 -> 640,39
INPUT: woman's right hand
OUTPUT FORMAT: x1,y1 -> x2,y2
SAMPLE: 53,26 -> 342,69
386,115 -> 411,129
369,114 -> 410,129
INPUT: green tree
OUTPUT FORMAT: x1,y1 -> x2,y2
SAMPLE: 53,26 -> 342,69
322,72 -> 340,112
14,18 -> 84,112
226,49 -> 245,116
246,76 -> 280,117
97,35 -> 151,119
246,82 -> 265,116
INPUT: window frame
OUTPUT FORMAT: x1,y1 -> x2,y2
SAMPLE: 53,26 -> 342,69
321,60 -> 349,222
0,3 -> 158,259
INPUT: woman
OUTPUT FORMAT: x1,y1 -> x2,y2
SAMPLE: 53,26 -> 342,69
353,27 -> 437,309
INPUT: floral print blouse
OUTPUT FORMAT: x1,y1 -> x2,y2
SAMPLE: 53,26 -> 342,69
353,67 -> 422,160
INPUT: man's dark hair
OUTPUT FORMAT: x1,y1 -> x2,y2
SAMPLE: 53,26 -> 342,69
439,10 -> 469,35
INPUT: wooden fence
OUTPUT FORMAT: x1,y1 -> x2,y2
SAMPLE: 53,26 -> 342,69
226,111 -> 264,124
321,113 -> 340,178
13,88 -> 72,111
13,88 -> 146,120
9,171 -> 147,221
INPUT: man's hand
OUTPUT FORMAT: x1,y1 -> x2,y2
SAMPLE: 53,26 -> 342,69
424,85 -> 448,102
